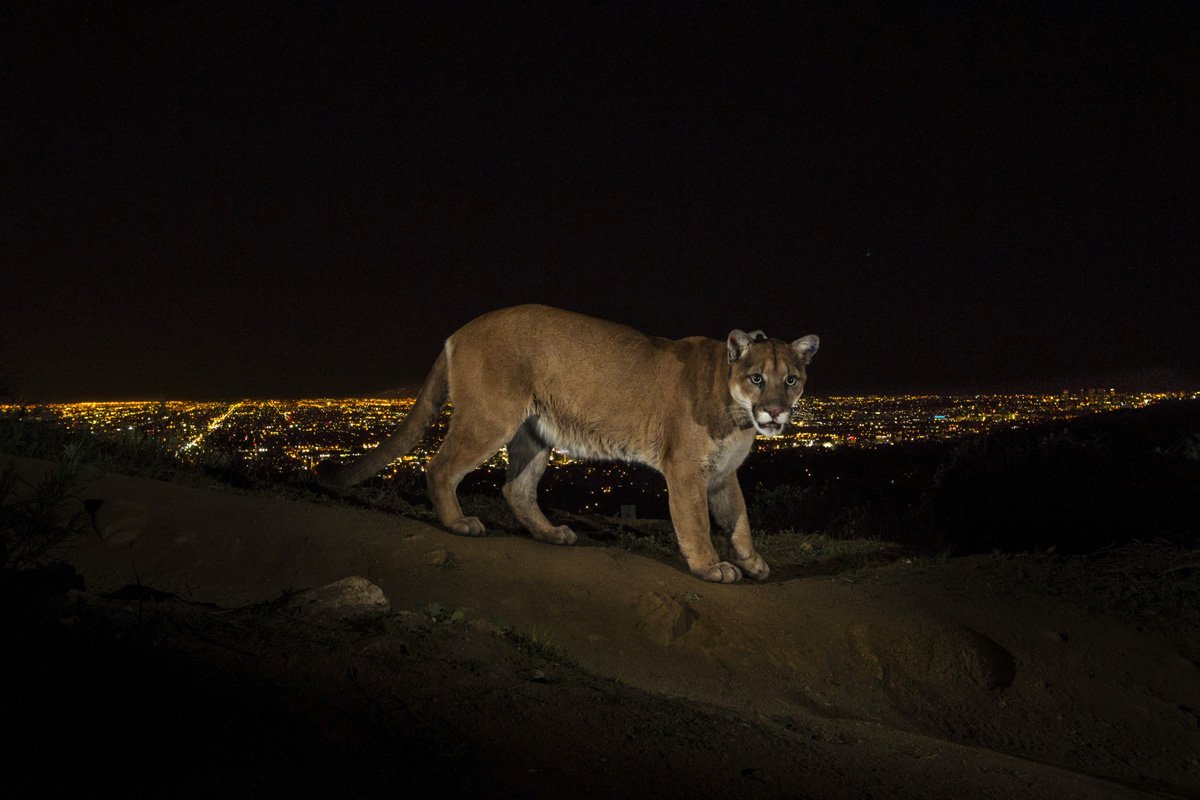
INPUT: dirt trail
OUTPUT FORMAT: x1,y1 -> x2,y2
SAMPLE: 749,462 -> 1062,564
12,456 -> 1200,798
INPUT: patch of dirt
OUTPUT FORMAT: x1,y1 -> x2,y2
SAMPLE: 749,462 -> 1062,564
6,455 -> 1199,798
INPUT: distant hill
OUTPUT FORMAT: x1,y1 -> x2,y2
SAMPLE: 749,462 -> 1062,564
836,366 -> 1200,397
743,398 -> 1200,554
1053,366 -> 1200,393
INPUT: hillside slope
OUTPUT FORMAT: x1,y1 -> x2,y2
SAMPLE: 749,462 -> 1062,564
4,455 -> 1197,797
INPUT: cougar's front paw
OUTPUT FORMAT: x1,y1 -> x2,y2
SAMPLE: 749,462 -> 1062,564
733,551 -> 771,581
694,561 -> 743,583
532,524 -> 577,546
446,516 -> 486,536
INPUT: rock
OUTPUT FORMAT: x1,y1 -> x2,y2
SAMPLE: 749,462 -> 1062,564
85,498 -> 149,544
286,576 -> 390,619
423,549 -> 450,566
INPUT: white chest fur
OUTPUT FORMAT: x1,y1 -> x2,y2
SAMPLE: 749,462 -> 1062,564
704,430 -> 755,485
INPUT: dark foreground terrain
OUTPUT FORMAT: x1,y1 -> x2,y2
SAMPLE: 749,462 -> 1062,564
6,552 -> 1197,800
2,400 -> 1199,798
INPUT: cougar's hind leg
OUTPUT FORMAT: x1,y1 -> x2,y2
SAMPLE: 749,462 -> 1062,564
502,420 -> 576,545
426,401 -> 523,538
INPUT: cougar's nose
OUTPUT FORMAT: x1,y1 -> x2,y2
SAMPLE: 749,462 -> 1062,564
764,405 -> 786,419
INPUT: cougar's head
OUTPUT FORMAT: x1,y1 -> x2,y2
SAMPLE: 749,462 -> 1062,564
726,329 -> 820,436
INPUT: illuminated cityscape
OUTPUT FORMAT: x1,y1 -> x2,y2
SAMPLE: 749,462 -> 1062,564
0,389 -> 1195,518
784,391 -> 1198,449
5,391 -> 1193,478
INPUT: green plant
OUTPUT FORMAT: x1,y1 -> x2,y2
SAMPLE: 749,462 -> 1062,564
506,626 -> 575,666
747,483 -> 809,532
0,414 -> 183,480
0,460 -> 88,569
754,530 -> 902,577
424,601 -> 466,624
615,526 -> 678,559
1180,433 -> 1200,461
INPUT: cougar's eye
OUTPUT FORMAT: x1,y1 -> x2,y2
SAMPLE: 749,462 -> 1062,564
785,375 -> 797,387
749,374 -> 764,386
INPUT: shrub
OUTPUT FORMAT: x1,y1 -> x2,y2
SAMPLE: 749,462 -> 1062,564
0,459 -> 88,570
923,423 -> 1200,554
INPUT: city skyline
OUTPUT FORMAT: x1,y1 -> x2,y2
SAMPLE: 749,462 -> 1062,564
12,389 -> 1191,518
18,389 -> 1191,458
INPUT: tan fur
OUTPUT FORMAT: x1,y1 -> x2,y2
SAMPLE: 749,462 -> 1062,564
318,305 -> 819,583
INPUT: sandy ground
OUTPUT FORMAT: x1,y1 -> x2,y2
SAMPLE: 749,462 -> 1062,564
6,454 -> 1200,798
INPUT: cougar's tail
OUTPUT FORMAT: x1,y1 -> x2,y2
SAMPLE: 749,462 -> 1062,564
315,350 -> 449,489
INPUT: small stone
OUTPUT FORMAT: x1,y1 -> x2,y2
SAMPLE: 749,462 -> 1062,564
423,549 -> 450,566
86,498 -> 149,543
287,576 -> 389,618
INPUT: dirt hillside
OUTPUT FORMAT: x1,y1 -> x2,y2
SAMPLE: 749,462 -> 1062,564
6,455 -> 1199,798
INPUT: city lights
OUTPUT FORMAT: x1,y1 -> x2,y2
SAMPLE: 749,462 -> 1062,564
4,391 -> 1194,490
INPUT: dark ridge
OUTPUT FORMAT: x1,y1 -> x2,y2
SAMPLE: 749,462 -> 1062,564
743,399 -> 1200,554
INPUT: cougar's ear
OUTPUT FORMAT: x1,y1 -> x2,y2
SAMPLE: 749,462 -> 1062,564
727,329 -> 752,363
747,329 -> 767,342
792,334 -> 819,364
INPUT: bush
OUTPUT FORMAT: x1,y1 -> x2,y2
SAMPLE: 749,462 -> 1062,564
0,459 -> 88,570
746,400 -> 1200,555
923,420 -> 1200,554
0,413 -> 182,480
747,484 -> 810,533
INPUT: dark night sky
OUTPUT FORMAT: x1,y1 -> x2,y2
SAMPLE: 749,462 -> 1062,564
4,2 -> 1198,400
